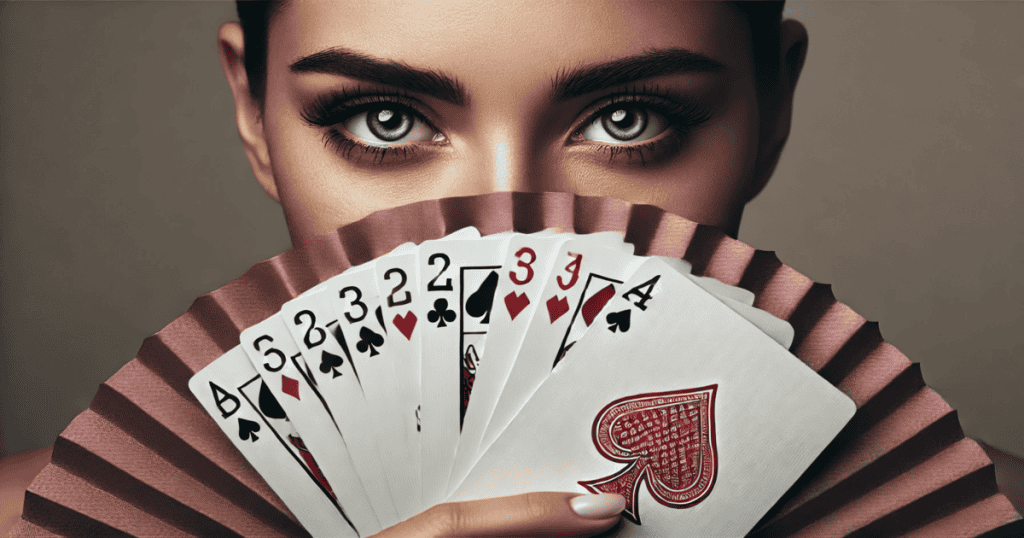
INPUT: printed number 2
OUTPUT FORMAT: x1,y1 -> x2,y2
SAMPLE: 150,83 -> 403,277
384,268 -> 412,307
427,253 -> 453,291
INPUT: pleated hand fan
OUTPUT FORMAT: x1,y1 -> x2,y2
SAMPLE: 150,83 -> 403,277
11,192 -> 1022,537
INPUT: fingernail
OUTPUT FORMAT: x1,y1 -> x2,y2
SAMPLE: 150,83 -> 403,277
571,493 -> 626,519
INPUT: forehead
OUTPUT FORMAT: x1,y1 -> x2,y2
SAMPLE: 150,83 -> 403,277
270,0 -> 750,84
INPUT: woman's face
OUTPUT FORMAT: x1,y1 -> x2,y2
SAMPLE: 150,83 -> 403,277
241,0 -> 780,245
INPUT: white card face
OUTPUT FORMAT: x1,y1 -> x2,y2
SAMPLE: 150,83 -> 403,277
239,315 -> 391,535
685,273 -> 754,306
325,264 -> 423,521
451,258 -> 855,537
416,234 -> 513,506
373,250 -> 425,514
188,347 -> 357,538
446,231 -> 629,495
478,239 -> 643,460
649,257 -> 792,348
716,295 -> 794,349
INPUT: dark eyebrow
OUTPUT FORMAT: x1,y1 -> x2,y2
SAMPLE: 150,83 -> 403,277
551,48 -> 725,102
289,47 -> 468,106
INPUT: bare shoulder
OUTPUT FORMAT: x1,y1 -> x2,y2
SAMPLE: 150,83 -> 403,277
0,446 -> 53,536
980,442 -> 1024,514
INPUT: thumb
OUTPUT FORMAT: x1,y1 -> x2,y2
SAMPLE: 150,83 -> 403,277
372,492 -> 625,537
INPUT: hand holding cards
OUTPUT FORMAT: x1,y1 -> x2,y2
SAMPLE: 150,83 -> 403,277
190,228 -> 854,537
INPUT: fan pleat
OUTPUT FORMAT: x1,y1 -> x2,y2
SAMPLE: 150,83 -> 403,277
512,191 -> 575,233
21,464 -> 191,536
792,438 -> 996,537
87,360 -> 303,534
751,389 -> 964,535
51,410 -> 298,537
836,342 -> 913,408
13,192 -> 1019,536
903,495 -> 1024,537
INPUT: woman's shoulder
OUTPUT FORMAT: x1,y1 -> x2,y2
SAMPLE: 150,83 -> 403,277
0,446 -> 53,536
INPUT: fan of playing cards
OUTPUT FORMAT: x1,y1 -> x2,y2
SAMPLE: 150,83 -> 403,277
14,193 -> 1021,537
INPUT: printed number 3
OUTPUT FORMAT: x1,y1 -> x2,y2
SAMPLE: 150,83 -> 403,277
509,247 -> 536,285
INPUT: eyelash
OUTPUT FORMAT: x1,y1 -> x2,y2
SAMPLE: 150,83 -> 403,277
571,84 -> 714,166
300,84 -> 713,166
300,87 -> 440,164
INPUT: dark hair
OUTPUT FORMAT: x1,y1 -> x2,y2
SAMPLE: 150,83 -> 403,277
235,1 -> 784,109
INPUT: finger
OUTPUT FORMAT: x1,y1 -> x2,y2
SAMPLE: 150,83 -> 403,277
372,492 -> 625,538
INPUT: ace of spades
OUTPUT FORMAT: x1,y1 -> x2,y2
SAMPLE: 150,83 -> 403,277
450,258 -> 855,537
188,346 -> 357,537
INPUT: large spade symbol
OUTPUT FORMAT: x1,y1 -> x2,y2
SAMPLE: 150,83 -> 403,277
581,284 -> 615,326
466,271 -> 499,324
578,385 -> 719,524
258,381 -> 287,420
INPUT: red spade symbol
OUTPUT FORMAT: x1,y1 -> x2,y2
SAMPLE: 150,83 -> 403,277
581,284 -> 615,326
546,295 -> 569,323
578,385 -> 718,525
393,311 -> 417,340
504,291 -> 531,320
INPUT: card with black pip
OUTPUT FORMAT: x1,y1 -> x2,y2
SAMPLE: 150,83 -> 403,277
188,346 -> 358,538
240,314 -> 396,534
416,233 -> 513,507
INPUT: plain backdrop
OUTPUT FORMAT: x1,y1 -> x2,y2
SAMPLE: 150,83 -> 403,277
1,1 -> 1021,461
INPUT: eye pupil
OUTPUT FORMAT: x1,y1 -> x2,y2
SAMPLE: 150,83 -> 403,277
602,106 -> 647,141
368,107 -> 413,141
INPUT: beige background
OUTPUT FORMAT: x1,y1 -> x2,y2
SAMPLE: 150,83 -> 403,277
0,1 -> 1021,459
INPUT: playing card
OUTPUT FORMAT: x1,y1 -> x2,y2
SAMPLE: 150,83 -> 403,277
417,233 -> 513,506
447,231 -> 631,495
450,257 -> 855,536
188,346 -> 357,538
240,315 -> 394,534
477,239 -> 643,461
328,263 -> 429,520
621,257 -> 793,349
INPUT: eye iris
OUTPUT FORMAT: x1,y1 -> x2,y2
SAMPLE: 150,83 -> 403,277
601,107 -> 647,141
367,108 -> 413,141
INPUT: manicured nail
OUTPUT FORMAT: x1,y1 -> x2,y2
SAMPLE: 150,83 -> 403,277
571,493 -> 626,519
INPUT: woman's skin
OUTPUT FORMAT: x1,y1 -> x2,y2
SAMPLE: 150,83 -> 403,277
231,0 -> 803,246
1,1 -> 1017,536
233,2 -> 807,535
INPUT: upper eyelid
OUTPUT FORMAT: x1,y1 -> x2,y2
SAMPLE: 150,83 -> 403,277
301,89 -> 443,131
304,87 -> 702,143
570,94 -> 680,135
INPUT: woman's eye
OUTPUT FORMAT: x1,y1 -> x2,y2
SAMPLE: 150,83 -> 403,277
580,106 -> 668,144
343,107 -> 438,147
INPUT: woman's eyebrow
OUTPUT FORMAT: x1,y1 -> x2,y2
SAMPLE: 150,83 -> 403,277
289,47 -> 467,106
550,48 -> 725,102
